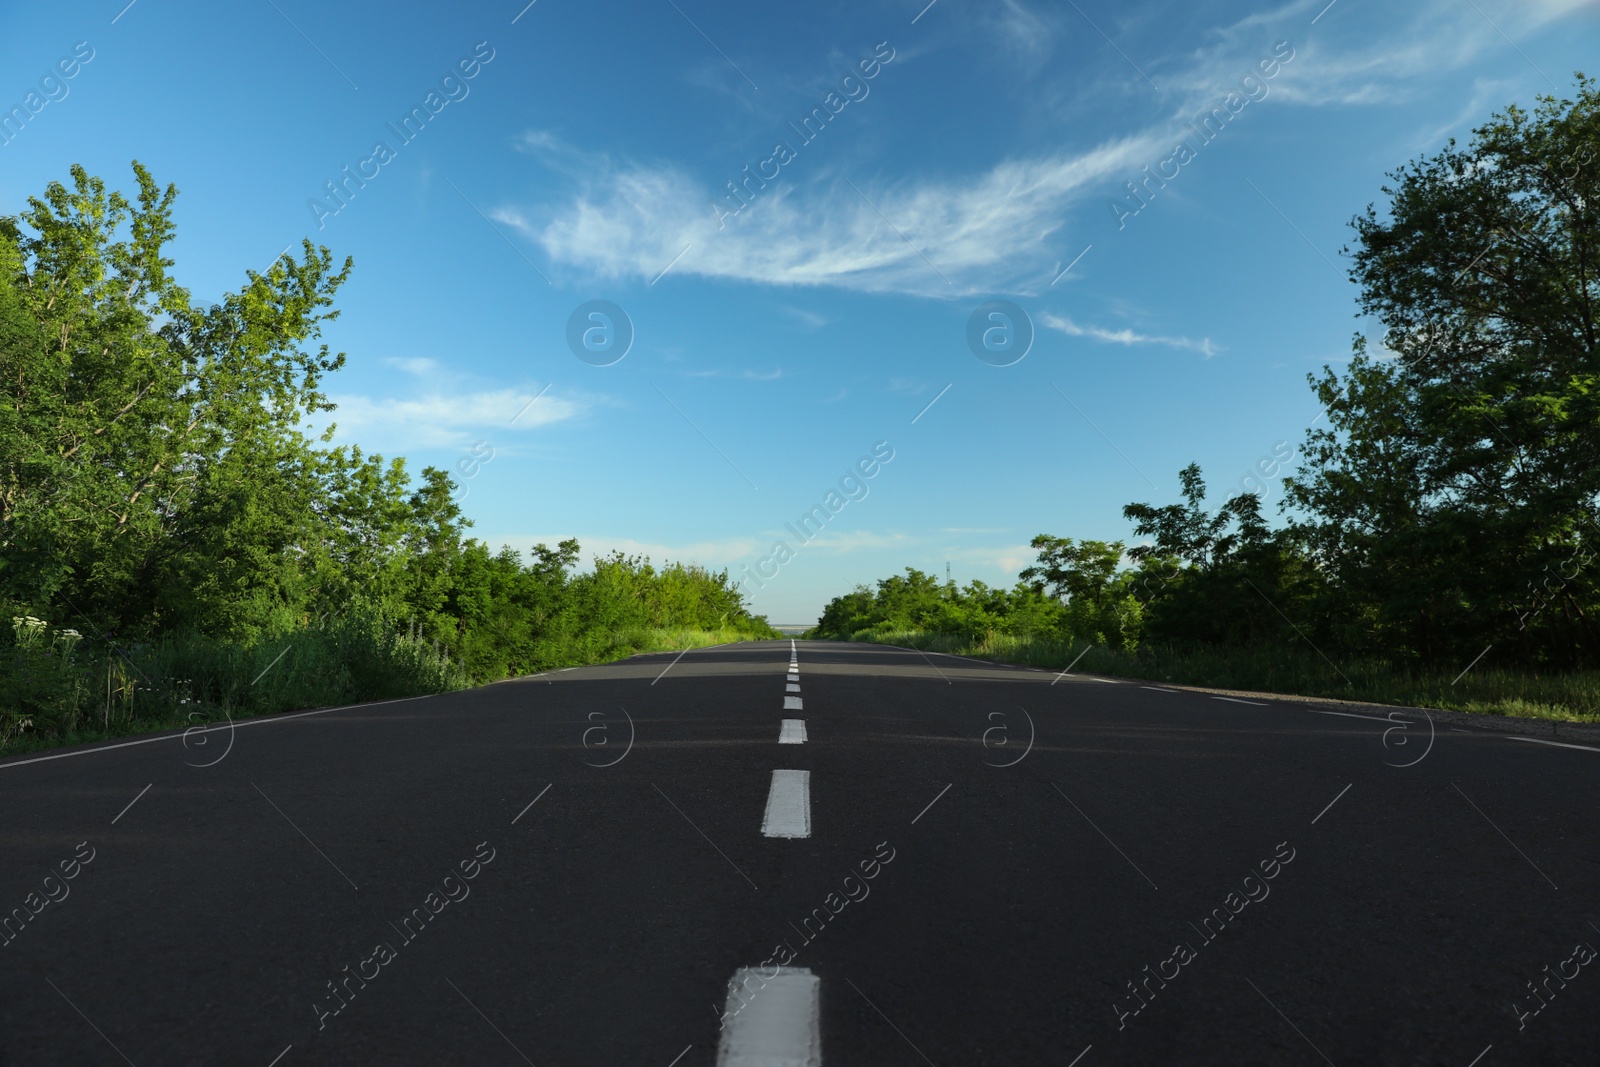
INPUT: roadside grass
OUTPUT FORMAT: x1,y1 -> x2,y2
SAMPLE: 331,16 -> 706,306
597,625 -> 760,661
0,619 -> 769,760
831,627 -> 1600,724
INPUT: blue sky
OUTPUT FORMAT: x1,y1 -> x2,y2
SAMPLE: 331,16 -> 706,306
3,0 -> 1597,623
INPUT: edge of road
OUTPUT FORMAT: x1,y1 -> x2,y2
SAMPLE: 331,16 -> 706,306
7,638 -> 1598,770
859,641 -> 1600,745
0,641 -> 745,770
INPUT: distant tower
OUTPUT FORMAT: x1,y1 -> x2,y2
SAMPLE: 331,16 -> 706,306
946,562 -> 952,584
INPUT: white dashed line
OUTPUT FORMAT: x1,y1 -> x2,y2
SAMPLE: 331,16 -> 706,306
762,770 -> 811,838
1506,736 -> 1600,754
783,696 -> 804,711
779,719 -> 807,744
715,966 -> 821,1065
1213,696 -> 1268,705
1141,686 -> 1179,693
786,683 -> 801,693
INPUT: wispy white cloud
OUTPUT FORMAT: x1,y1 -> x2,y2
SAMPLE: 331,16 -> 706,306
319,387 -> 583,448
503,131 -> 1166,298
497,0 -> 1592,300
945,543 -> 1038,574
684,367 -> 785,380
383,357 -> 440,376
1187,0 -> 1591,110
1039,312 -> 1219,357
794,529 -> 918,553
780,306 -> 829,329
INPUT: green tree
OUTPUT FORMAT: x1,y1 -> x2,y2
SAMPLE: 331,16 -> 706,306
1020,535 -> 1138,648
1124,466 -> 1318,649
1289,74 -> 1600,666
0,162 -> 353,636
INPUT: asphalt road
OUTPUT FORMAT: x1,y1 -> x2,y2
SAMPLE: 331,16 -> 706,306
1,639 -> 1597,1065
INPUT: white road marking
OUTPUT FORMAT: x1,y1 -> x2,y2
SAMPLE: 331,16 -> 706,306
1213,696 -> 1268,705
779,719 -> 807,744
761,770 -> 811,838
786,683 -> 801,693
1507,736 -> 1600,754
1141,686 -> 1179,693
0,693 -> 436,772
715,966 -> 821,1066
1307,708 -> 1405,724
783,696 -> 803,710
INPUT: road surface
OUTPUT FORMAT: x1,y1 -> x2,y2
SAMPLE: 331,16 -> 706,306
1,640 -> 1595,1064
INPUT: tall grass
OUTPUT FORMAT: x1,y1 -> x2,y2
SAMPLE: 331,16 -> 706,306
599,625 -> 762,660
0,611 -> 770,758
841,627 -> 1600,724
0,607 -> 470,757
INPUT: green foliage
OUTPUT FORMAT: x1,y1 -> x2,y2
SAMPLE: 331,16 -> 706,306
1287,74 -> 1600,667
815,78 -> 1600,708
1019,535 -> 1141,650
839,628 -> 1600,723
813,568 -> 1071,645
0,163 -> 775,753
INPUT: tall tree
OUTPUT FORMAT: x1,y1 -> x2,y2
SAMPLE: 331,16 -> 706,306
1289,75 -> 1600,665
0,163 -> 353,635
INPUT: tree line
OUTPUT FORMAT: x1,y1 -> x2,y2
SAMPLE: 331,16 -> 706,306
818,77 -> 1600,677
1,163 -> 772,748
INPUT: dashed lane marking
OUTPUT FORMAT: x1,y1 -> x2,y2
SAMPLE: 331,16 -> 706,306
762,770 -> 812,838
715,966 -> 821,1065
